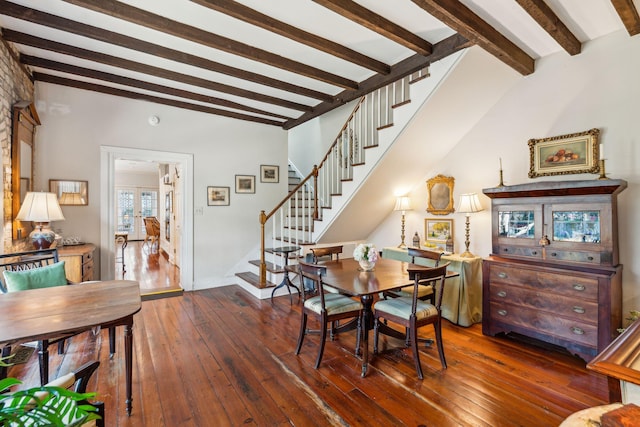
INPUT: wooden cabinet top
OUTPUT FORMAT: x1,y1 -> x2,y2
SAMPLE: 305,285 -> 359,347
57,243 -> 95,256
483,179 -> 627,199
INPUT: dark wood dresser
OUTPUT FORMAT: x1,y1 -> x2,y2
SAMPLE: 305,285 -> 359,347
482,180 -> 627,361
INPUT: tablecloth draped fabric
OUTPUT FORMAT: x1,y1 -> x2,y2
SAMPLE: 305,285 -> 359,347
382,247 -> 483,327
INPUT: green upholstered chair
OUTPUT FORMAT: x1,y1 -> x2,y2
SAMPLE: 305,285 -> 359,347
295,261 -> 364,369
384,247 -> 443,304
373,263 -> 450,379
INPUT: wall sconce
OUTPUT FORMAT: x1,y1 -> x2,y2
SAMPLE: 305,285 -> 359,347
394,196 -> 412,248
16,192 -> 65,250
457,192 -> 483,258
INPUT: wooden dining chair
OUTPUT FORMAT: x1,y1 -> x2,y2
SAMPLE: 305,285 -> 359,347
310,245 -> 343,263
373,263 -> 450,379
384,247 -> 443,303
143,217 -> 161,250
295,261 -> 364,369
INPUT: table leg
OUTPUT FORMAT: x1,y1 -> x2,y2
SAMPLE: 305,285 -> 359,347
270,262 -> 300,304
37,340 -> 49,385
124,320 -> 134,416
109,327 -> 116,357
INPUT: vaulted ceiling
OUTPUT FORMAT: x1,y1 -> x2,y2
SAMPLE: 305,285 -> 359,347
1,1 -> 638,129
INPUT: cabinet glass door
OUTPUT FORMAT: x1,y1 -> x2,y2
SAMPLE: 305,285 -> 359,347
552,210 -> 600,243
498,210 -> 535,239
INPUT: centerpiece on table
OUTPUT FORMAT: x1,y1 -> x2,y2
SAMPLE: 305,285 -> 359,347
353,243 -> 379,271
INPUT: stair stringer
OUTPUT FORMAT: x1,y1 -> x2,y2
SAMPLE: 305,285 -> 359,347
311,50 -> 467,243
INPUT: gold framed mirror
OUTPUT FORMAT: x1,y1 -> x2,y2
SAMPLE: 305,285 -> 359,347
426,174 -> 455,215
12,101 -> 40,240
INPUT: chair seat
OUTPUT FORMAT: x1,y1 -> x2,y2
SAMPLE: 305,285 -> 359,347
304,293 -> 362,315
388,284 -> 433,299
374,297 -> 437,321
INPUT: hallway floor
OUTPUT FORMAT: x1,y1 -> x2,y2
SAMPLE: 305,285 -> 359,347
115,240 -> 182,298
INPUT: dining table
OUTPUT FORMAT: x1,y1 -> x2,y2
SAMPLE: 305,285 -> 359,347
319,257 -> 458,376
0,280 -> 142,415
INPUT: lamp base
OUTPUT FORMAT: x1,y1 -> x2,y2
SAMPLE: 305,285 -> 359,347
459,250 -> 476,258
29,223 -> 56,250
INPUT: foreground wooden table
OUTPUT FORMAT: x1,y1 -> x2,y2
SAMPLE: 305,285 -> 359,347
0,280 -> 141,415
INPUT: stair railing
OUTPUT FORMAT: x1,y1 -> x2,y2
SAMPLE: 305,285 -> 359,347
259,75 -> 415,286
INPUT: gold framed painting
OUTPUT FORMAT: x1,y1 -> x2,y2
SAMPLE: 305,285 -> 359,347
528,128 -> 600,178
426,174 -> 455,215
424,218 -> 453,251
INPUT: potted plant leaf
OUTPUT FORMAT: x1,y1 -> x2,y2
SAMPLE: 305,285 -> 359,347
0,356 -> 101,427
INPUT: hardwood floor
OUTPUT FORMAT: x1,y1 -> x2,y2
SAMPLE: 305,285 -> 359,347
8,278 -> 610,426
115,240 -> 182,296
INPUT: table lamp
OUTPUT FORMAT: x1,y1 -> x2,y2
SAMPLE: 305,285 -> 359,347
394,196 -> 412,248
16,192 -> 65,249
457,192 -> 483,258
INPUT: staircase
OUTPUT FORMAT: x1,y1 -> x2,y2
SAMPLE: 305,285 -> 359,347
234,51 -> 466,297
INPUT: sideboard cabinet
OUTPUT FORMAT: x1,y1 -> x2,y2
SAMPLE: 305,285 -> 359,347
58,243 -> 95,283
482,180 -> 626,361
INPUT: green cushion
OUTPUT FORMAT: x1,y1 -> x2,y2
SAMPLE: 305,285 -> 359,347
3,261 -> 67,292
304,293 -> 362,315
390,284 -> 433,299
374,297 -> 438,321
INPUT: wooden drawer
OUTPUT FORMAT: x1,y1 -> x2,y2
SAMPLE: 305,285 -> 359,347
488,264 -> 598,300
489,283 -> 598,324
81,260 -> 94,282
545,249 -> 602,265
489,301 -> 597,348
496,245 -> 543,259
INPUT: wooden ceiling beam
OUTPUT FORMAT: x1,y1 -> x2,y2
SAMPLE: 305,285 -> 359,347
611,0 -> 640,36
516,0 -> 581,55
410,0 -> 534,75
61,0 -> 358,89
190,0 -> 390,75
33,72 -> 284,126
0,0 -> 332,103
3,30 -> 313,112
312,0 -> 433,56
21,55 -> 294,121
284,33 -> 471,129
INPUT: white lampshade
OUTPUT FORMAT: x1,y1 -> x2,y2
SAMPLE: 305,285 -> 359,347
393,196 -> 412,212
16,192 -> 65,222
457,193 -> 483,214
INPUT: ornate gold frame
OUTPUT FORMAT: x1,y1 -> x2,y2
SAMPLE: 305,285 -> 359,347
528,128 -> 600,178
426,174 -> 455,215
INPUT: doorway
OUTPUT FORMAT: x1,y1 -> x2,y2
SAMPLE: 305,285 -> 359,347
100,146 -> 194,291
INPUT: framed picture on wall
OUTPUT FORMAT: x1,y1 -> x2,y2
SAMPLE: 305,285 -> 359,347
528,128 -> 600,178
235,175 -> 255,194
424,218 -> 453,250
260,165 -> 279,183
207,186 -> 230,206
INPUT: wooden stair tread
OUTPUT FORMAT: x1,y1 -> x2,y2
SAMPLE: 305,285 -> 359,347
235,271 -> 275,289
248,259 -> 284,273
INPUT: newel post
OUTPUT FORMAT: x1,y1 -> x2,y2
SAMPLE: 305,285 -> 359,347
259,210 -> 267,286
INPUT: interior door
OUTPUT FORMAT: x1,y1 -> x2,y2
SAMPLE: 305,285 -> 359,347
116,187 -> 158,240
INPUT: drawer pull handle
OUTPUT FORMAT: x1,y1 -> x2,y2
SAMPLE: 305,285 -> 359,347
587,256 -> 594,261
503,248 -> 509,252
572,284 -> 586,291
497,272 -> 507,279
497,309 -> 507,316
571,327 -> 585,335
531,251 -> 537,255
551,252 -> 557,257
573,306 -> 586,314
497,291 -> 507,298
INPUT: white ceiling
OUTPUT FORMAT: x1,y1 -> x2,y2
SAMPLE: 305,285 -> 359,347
0,1 -> 634,128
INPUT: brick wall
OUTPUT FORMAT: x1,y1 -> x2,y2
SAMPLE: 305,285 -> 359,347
0,39 -> 34,252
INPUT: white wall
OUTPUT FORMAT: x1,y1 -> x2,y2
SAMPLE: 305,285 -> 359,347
369,29 -> 640,312
34,85 -> 287,288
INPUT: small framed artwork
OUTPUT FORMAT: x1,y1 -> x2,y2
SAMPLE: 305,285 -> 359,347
528,128 -> 600,178
235,175 -> 255,194
425,218 -> 453,250
426,174 -> 455,215
260,165 -> 279,183
207,186 -> 230,206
